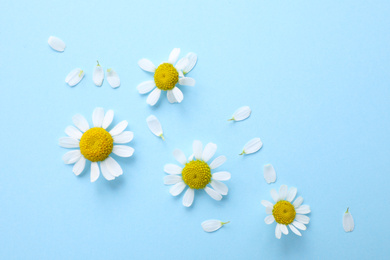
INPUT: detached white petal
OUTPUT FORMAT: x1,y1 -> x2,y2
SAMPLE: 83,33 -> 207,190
168,48 -> 180,64
201,220 -> 229,233
65,68 -> 84,87
183,52 -> 197,74
48,36 -> 65,52
178,77 -> 195,86
138,59 -> 156,72
146,115 -> 164,140
343,208 -> 354,232
263,164 -> 276,184
240,138 -> 263,155
229,106 -> 251,121
106,69 -> 120,88
93,62 -> 104,86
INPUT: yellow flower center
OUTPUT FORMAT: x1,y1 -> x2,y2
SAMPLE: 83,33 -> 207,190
181,160 -> 211,189
79,127 -> 113,162
272,200 -> 296,225
154,63 -> 179,91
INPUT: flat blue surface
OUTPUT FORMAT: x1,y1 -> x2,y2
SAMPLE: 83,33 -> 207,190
1,0 -> 389,259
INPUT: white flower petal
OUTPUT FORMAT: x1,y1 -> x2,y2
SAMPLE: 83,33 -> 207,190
164,164 -> 182,175
286,187 -> 298,202
343,209 -> 354,232
48,36 -> 65,52
293,196 -> 304,208
109,120 -> 128,136
166,90 -> 177,103
93,64 -> 104,86
201,143 -> 217,162
183,52 -> 197,74
204,187 -> 222,201
280,224 -> 288,235
65,126 -> 82,140
138,59 -> 156,72
261,200 -> 273,208
105,156 -> 123,177
168,48 -> 180,64
241,138 -> 263,155
289,224 -> 302,236
296,214 -> 310,224
279,185 -> 288,200
212,171 -> 231,181
182,187 -> 194,207
292,221 -> 306,231
270,189 -> 279,202
146,88 -> 161,106
172,87 -> 183,103
163,175 -> 182,185
178,77 -> 195,86
146,115 -> 163,138
175,57 -> 189,71
90,162 -> 100,182
173,149 -> 187,165
92,107 -> 104,128
59,137 -> 79,148
264,215 -> 275,224
62,150 -> 82,164
188,154 -> 194,161
263,164 -> 276,184
73,157 -> 86,176
210,155 -> 226,169
72,114 -> 89,132
106,69 -> 120,88
179,70 -> 184,78
113,131 -> 133,144
266,206 -> 273,214
193,140 -> 203,160
65,68 -> 84,87
296,205 -> 311,214
102,110 -> 114,129
275,224 -> 282,239
112,145 -> 134,157
210,180 -> 228,195
230,106 -> 251,121
137,81 -> 156,94
201,220 -> 229,233
100,159 -> 115,180
169,182 -> 186,196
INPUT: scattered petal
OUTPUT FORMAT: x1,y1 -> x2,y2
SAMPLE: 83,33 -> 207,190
146,115 -> 164,140
229,106 -> 251,121
212,171 -> 231,181
65,68 -> 84,87
343,208 -> 354,232
138,59 -> 156,72
106,69 -> 120,88
240,138 -> 263,155
263,164 -> 276,184
48,36 -> 65,52
201,220 -> 229,233
93,62 -> 104,86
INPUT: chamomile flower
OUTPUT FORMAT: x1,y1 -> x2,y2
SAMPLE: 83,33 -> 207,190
59,107 -> 134,182
262,185 -> 311,239
137,48 -> 196,106
164,140 -> 231,207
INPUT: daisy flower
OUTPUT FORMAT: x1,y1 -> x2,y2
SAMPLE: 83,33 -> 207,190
261,185 -> 311,239
137,48 -> 196,106
164,140 -> 231,207
59,107 -> 134,182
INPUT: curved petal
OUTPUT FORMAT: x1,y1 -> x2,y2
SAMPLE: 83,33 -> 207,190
212,171 -> 231,181
113,131 -> 133,144
90,162 -> 100,182
106,69 -> 120,88
178,77 -> 195,86
210,180 -> 228,195
169,182 -> 186,196
264,215 -> 275,224
59,137 -> 79,148
286,187 -> 297,202
261,200 -> 273,208
168,48 -> 180,64
93,65 -> 104,86
293,196 -> 304,208
289,224 -> 302,236
275,224 -> 282,239
263,164 -> 276,184
201,220 -> 223,233
65,126 -> 82,140
62,150 -> 82,164
193,140 -> 203,160
209,155 -> 226,169
102,110 -> 114,129
146,115 -> 163,137
167,90 -> 177,103
72,114 -> 89,132
146,88 -> 161,106
73,157 -> 86,176
109,120 -> 128,136
112,145 -> 134,157
137,81 -> 156,94
202,143 -> 217,162
175,57 -> 189,71
182,187 -> 194,207
242,138 -> 263,155
172,87 -> 183,103
343,210 -> 354,232
164,164 -> 182,175
204,187 -> 222,201
270,189 -> 279,202
279,185 -> 288,200
230,106 -> 251,121
163,175 -> 182,185
65,68 -> 84,87
138,59 -> 156,72
292,221 -> 306,231
48,36 -> 65,52
100,159 -> 115,180
182,52 -> 197,74
280,224 -> 288,235
92,107 -> 104,128
296,214 -> 310,224
296,205 -> 311,214
105,156 -> 123,177
173,149 -> 187,165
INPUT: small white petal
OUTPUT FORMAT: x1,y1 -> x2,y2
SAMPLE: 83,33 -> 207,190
92,107 -> 104,128
289,224 -> 302,236
183,52 -> 197,74
201,220 -> 228,233
212,171 -> 231,181
59,137 -> 79,148
230,106 -> 251,121
90,162 -> 100,182
72,114 -> 89,132
164,164 -> 182,175
109,120 -> 128,136
241,138 -> 263,155
169,182 -> 186,196
266,206 -> 273,214
147,88 -> 161,106
286,187 -> 298,202
183,187 -> 194,207
168,48 -> 180,64
270,189 -> 279,202
113,131 -> 133,144
263,164 -> 276,184
210,180 -> 228,195
175,57 -> 189,71
178,77 -> 195,86
202,143 -> 217,162
173,149 -> 187,165
275,224 -> 282,239
280,224 -> 289,235
261,200 -> 273,208
167,90 -> 177,103
163,175 -> 182,185
48,36 -> 65,52
62,150 -> 82,164
172,87 -> 183,103
296,205 -> 311,214
138,59 -> 156,72
65,68 -> 84,87
137,81 -> 156,94
65,126 -> 82,140
279,185 -> 288,200
106,69 -> 120,88
296,214 -> 310,224
73,157 -> 86,176
146,115 -> 163,138
102,110 -> 114,129
193,140 -> 203,160
93,64 -> 104,86
112,145 -> 134,157
264,215 -> 275,224
292,221 -> 306,231
105,156 -> 123,177
210,155 -> 226,169
343,209 -> 354,232
100,159 -> 115,180
293,196 -> 304,208
204,187 -> 222,201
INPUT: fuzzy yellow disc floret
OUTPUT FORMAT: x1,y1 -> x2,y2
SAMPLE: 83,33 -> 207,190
154,63 -> 179,91
79,127 -> 113,162
272,200 -> 296,225
181,160 -> 211,189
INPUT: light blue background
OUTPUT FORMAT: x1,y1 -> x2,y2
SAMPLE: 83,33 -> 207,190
1,0 -> 389,259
